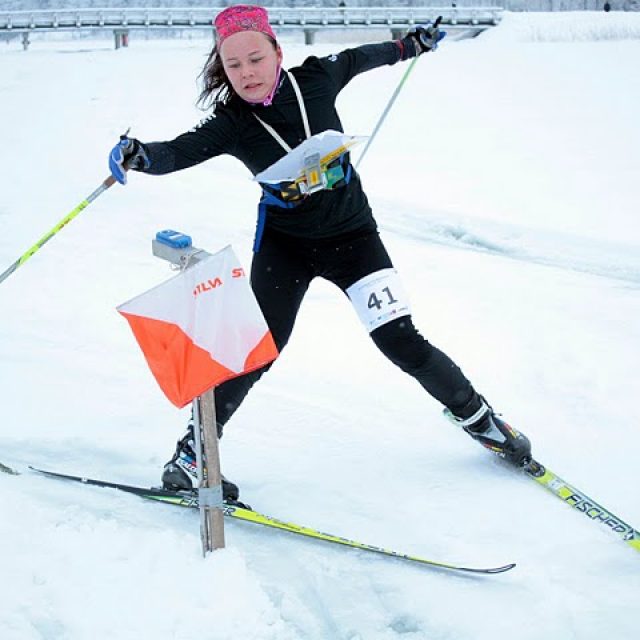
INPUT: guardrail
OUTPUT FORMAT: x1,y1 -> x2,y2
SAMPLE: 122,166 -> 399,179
1,6 -> 503,50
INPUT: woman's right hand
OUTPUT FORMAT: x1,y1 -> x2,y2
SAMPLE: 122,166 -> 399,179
108,137 -> 150,185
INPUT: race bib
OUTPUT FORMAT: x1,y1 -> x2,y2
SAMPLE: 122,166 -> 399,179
346,269 -> 411,333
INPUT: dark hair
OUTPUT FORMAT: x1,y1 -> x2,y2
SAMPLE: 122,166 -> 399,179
197,47 -> 231,109
197,35 -> 278,110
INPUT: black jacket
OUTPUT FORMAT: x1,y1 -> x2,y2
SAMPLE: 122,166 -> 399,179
141,40 -> 415,240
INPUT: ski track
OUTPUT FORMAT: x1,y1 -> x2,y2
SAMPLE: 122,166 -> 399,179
380,206 -> 640,286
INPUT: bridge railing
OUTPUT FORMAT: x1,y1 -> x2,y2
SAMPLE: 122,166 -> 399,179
0,6 -> 503,32
0,6 -> 503,49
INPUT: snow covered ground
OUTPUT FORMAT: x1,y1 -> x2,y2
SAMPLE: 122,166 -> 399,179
1,11 -> 640,640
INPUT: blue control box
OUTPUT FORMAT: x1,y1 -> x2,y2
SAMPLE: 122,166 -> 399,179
155,229 -> 192,249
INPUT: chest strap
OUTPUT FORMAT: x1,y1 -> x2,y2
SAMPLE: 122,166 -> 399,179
252,71 -> 311,151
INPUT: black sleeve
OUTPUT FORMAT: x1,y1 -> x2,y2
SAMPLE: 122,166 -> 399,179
311,39 -> 418,96
139,107 -> 239,175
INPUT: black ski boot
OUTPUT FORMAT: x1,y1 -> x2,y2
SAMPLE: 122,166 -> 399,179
447,397 -> 532,467
161,422 -> 240,502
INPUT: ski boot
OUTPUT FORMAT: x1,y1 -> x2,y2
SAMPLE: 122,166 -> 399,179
447,397 -> 532,467
161,422 -> 240,503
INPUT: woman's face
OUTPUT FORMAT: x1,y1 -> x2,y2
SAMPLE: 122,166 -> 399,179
219,31 -> 282,102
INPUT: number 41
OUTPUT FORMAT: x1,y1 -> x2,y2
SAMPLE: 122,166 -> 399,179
367,287 -> 398,311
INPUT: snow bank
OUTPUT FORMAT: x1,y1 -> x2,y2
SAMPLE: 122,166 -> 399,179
486,10 -> 640,42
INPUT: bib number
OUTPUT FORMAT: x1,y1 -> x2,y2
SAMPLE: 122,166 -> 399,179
346,269 -> 411,333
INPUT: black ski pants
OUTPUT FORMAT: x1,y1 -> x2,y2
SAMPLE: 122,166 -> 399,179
213,227 -> 478,433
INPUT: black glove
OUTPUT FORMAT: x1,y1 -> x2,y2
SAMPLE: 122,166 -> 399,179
407,20 -> 447,55
108,136 -> 150,185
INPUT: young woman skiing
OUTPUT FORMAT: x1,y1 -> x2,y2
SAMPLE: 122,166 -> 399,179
108,5 -> 531,501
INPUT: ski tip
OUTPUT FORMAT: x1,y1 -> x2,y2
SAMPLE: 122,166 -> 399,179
487,562 -> 517,574
458,562 -> 516,575
29,465 -> 52,476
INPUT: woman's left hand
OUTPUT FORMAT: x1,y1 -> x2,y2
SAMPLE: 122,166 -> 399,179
407,22 -> 447,54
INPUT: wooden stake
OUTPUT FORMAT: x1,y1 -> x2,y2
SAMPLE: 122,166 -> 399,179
193,389 -> 225,554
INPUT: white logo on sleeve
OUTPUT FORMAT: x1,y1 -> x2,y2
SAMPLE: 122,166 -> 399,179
346,269 -> 411,333
189,112 -> 216,133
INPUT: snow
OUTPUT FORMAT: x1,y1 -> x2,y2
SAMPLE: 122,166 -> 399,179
1,11 -> 640,640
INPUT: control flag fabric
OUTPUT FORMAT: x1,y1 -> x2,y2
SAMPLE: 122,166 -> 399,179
118,245 -> 278,407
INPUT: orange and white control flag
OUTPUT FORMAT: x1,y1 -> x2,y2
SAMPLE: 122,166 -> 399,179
118,245 -> 278,408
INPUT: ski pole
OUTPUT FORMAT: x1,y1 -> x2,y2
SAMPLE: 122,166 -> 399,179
355,57 -> 419,170
0,175 -> 117,286
356,16 -> 442,170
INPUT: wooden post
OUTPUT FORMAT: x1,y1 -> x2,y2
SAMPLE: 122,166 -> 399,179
193,389 -> 225,554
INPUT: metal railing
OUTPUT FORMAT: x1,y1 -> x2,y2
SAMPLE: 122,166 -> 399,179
0,6 -> 503,33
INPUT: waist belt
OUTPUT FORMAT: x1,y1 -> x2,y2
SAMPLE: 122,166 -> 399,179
253,157 -> 353,252
261,152 -> 352,204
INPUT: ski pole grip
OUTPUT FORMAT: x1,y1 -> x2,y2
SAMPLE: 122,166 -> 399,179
425,16 -> 442,42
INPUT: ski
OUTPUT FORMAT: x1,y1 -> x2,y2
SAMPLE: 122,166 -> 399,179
28,466 -> 514,576
524,459 -> 640,552
443,409 -> 640,552
0,461 -> 18,475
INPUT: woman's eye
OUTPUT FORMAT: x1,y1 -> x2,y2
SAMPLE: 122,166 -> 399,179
250,57 -> 264,64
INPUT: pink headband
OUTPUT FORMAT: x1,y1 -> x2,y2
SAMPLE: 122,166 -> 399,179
214,5 -> 277,47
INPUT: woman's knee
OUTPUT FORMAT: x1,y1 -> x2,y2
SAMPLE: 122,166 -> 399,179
370,316 -> 432,372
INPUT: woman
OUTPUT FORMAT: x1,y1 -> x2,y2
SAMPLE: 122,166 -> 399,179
109,5 -> 531,500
